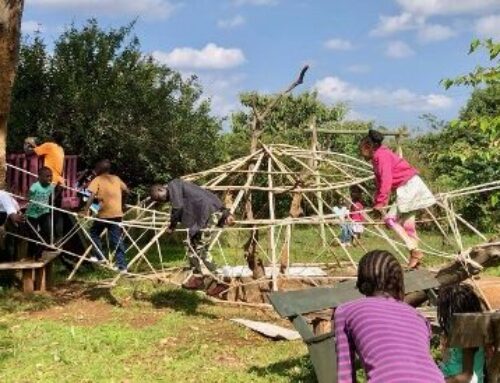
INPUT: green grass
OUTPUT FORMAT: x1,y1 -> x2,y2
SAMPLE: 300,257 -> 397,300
0,282 -> 315,382
0,227 -> 496,382
127,226 -> 490,274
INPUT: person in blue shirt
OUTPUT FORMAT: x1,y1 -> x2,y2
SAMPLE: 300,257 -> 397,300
25,167 -> 55,259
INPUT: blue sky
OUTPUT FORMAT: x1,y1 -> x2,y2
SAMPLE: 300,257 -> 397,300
22,0 -> 500,131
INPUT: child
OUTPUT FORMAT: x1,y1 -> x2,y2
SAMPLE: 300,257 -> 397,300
437,284 -> 485,383
349,186 -> 365,242
333,250 -> 444,383
333,204 -> 352,246
359,129 -> 436,268
25,167 -> 55,259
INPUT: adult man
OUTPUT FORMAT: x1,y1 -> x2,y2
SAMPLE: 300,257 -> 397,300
81,160 -> 129,272
25,132 -> 66,238
24,132 -> 65,186
150,179 -> 234,278
0,190 -> 24,261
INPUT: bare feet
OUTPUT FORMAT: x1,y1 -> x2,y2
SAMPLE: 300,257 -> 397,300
408,249 -> 424,269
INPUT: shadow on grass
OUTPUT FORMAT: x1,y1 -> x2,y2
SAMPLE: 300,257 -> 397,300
248,355 -> 316,383
149,288 -> 216,318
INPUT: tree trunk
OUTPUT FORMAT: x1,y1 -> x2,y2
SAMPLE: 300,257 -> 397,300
0,0 -> 24,188
405,243 -> 500,307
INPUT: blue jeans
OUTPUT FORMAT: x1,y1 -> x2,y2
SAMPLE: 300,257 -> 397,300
90,218 -> 127,270
340,223 -> 353,244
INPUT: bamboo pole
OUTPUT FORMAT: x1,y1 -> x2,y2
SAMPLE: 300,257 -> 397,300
263,145 -> 356,268
310,117 -> 326,247
111,226 -> 169,285
267,153 -> 278,291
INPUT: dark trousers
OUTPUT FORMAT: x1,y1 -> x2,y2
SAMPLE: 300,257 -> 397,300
53,185 -> 64,240
90,218 -> 127,270
0,213 -> 17,262
25,213 -> 52,259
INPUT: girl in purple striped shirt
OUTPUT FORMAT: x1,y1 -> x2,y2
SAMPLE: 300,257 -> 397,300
333,250 -> 444,382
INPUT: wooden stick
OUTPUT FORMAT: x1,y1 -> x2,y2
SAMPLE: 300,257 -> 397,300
111,226 -> 169,285
267,153 -> 278,291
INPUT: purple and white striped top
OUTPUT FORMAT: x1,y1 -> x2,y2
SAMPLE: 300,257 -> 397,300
333,296 -> 444,383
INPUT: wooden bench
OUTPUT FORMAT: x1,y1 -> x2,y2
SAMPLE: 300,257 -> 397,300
268,269 -> 440,383
0,251 -> 60,292
449,312 -> 500,382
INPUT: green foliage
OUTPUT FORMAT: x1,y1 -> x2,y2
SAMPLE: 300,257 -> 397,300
417,39 -> 500,229
9,20 -> 222,188
441,39 -> 500,89
222,91 -> 348,159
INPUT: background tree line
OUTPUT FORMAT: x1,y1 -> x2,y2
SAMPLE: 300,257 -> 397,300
7,20 -> 498,230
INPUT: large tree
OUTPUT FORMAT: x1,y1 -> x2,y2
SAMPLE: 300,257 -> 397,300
0,0 -> 24,187
223,91 -> 348,159
416,40 -> 500,229
9,20 -> 222,188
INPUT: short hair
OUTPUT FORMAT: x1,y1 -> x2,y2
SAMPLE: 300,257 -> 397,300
150,184 -> 167,198
437,284 -> 483,337
96,159 -> 111,173
39,166 -> 52,176
52,131 -> 65,145
356,250 -> 405,300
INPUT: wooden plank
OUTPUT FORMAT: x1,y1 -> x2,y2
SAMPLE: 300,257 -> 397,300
0,250 -> 60,271
448,312 -> 500,348
231,318 -> 301,341
35,267 -> 46,291
0,261 -> 45,270
22,269 -> 34,293
269,269 -> 438,317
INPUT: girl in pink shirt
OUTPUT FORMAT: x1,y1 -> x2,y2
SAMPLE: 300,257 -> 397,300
360,130 -> 436,268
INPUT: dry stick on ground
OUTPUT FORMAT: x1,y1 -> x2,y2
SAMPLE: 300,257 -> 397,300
405,243 -> 500,307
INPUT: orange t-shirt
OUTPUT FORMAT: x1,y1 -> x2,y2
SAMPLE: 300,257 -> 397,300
34,142 -> 65,185
88,174 -> 127,218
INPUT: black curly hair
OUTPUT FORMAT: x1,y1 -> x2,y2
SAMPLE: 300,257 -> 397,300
356,250 -> 405,301
437,284 -> 483,337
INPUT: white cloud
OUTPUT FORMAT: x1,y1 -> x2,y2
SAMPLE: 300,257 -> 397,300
28,0 -> 178,19
324,38 -> 354,51
153,43 -> 246,70
346,109 -> 374,121
396,0 -> 500,16
232,0 -> 277,5
475,15 -> 500,40
314,76 -> 453,111
201,74 -> 245,117
22,20 -> 44,34
371,12 -> 425,36
417,24 -> 456,43
346,64 -> 371,74
217,15 -> 246,29
386,41 -> 415,58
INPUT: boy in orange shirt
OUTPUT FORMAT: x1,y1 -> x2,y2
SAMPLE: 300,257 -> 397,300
81,160 -> 129,272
